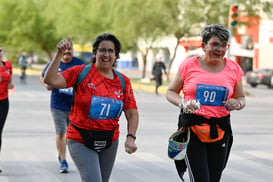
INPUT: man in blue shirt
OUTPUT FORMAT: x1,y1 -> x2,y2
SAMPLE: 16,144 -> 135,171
40,42 -> 85,173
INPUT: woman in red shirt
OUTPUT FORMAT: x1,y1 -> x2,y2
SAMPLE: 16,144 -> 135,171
0,47 -> 14,173
44,34 -> 139,182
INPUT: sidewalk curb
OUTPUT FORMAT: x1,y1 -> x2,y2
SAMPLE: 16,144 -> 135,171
132,82 -> 167,94
13,68 -> 42,76
12,67 -> 248,96
12,67 -> 167,94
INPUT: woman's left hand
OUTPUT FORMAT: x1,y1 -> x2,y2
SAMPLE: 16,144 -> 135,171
223,98 -> 241,111
125,137 -> 137,154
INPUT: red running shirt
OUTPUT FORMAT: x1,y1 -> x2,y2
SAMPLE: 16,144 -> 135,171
0,61 -> 12,100
62,63 -> 137,142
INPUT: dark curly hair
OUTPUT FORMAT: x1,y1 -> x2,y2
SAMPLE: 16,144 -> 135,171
201,24 -> 230,44
91,33 -> 121,67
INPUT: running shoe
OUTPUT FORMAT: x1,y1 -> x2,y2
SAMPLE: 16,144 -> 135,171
59,160 -> 68,173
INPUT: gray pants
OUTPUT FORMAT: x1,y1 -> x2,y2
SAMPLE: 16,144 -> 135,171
68,139 -> 118,182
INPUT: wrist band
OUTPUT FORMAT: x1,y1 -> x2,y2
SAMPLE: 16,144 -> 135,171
127,133 -> 136,140
179,102 -> 183,109
237,101 -> 241,110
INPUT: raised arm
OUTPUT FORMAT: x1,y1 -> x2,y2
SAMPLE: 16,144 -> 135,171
40,76 -> 53,90
44,36 -> 72,89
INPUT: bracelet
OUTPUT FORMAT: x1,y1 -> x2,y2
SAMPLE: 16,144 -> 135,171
237,101 -> 241,110
179,102 -> 183,109
127,133 -> 136,140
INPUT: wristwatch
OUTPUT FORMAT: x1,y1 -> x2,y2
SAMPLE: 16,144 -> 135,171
127,133 -> 136,140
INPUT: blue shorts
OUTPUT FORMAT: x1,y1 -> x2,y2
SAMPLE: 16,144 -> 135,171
50,109 -> 70,135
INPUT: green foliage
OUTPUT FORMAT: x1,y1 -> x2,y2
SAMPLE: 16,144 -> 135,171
0,0 -> 60,60
0,0 -> 272,66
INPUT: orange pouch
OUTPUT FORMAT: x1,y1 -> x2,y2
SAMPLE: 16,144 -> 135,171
191,124 -> 225,143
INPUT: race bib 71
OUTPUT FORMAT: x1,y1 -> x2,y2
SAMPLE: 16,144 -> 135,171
196,84 -> 229,106
89,96 -> 124,120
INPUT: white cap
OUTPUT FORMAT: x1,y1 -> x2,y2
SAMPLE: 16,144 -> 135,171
156,53 -> 162,59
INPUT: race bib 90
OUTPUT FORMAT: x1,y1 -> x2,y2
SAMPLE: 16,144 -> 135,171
89,96 -> 124,120
196,84 -> 229,106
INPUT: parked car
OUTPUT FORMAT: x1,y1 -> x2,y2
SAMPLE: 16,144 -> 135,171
245,68 -> 273,88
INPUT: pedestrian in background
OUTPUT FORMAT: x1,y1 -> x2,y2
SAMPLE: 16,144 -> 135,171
152,53 -> 166,95
166,24 -> 246,182
18,52 -> 29,83
0,46 -> 14,173
40,41 -> 85,173
44,33 -> 139,182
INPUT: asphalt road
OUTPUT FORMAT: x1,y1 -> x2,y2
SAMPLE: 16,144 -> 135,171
0,75 -> 273,182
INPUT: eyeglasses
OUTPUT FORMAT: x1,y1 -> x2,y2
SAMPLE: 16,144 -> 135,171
209,42 -> 229,50
98,48 -> 115,55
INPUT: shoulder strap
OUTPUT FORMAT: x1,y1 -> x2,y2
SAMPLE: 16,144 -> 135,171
72,66 -> 126,106
114,69 -> 126,92
75,64 -> 92,89
72,64 -> 92,106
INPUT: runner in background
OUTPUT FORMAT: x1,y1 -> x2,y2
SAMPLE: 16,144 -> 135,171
40,41 -> 85,173
152,53 -> 166,95
18,52 -> 29,83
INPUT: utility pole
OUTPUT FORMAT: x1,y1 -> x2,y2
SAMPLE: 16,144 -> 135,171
227,26 -> 233,58
227,0 -> 238,59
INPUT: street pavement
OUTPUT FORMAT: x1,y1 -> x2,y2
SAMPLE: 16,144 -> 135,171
0,73 -> 273,182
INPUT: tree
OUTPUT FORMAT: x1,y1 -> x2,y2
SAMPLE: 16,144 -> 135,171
47,0 -> 118,44
112,0 -> 169,78
162,0 -> 273,80
161,0 -> 204,80
0,0 -> 61,59
0,0 -> 272,70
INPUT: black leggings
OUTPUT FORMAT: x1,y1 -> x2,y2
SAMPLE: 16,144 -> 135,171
155,75 -> 162,88
0,98 -> 9,151
175,129 -> 232,182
